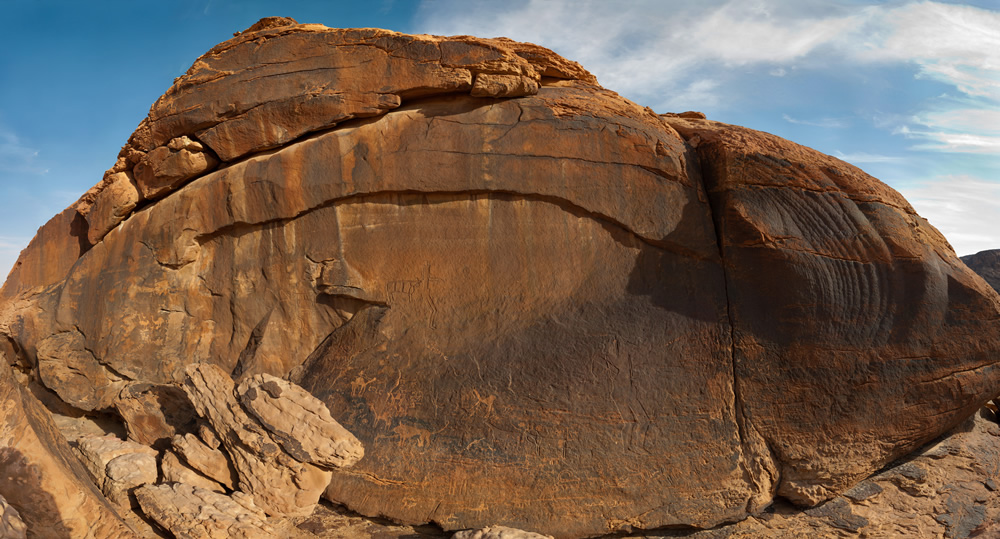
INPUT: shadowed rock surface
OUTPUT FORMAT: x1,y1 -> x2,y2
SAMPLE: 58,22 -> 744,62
1,17 -> 1000,539
962,249 -> 1000,294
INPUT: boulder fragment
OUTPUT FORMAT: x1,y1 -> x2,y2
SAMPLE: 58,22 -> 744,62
171,432 -> 236,489
133,136 -> 218,199
236,373 -> 363,469
114,382 -> 196,448
160,450 -> 226,493
453,526 -> 554,539
0,494 -> 27,539
181,363 -> 331,516
0,362 -> 136,537
75,434 -> 158,507
86,171 -> 141,244
135,483 -> 276,539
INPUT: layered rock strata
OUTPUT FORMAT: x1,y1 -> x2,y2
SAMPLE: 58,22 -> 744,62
1,16 -> 999,538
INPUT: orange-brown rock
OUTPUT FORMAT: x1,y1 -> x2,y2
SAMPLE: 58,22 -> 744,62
170,432 -> 236,489
86,171 -> 141,244
182,363 -> 333,517
2,18 -> 1000,539
661,115 -> 1000,506
0,361 -> 136,537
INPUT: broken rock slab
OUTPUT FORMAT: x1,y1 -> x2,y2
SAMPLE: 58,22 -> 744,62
236,373 -> 363,469
453,526 -> 554,539
86,171 -> 141,244
135,482 -> 276,539
133,136 -> 218,200
161,450 -> 227,493
75,434 -> 158,507
0,494 -> 27,539
182,363 -> 333,517
114,382 -> 196,449
171,432 -> 236,489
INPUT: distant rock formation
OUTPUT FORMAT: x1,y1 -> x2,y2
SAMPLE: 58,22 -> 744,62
962,249 -> 1000,294
2,16 -> 1000,538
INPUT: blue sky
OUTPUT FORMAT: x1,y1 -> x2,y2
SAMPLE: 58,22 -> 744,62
1,0 -> 998,280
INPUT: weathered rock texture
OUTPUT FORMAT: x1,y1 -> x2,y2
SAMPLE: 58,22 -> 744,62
453,526 -> 554,539
629,411 -> 1000,538
135,483 -> 275,539
182,363 -> 358,517
182,363 -> 326,516
0,362 -> 136,537
1,17 -> 1000,539
171,432 -> 237,489
75,434 -> 158,507
0,494 -> 27,539
237,373 -> 363,469
962,249 -> 1000,294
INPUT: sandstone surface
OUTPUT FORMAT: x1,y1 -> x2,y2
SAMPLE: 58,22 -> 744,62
135,482 -> 276,539
75,434 -> 159,507
236,373 -> 363,469
160,450 -> 228,493
1,17 -> 999,539
962,249 -> 1000,294
171,432 -> 237,489
113,382 -> 195,448
660,115 -> 1000,506
453,526 -> 554,539
182,363 -> 335,517
0,361 -> 136,537
0,494 -> 27,539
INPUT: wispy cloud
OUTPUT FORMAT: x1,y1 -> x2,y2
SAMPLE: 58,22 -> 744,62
412,0 -> 862,110
0,127 -> 48,175
413,1 -> 1000,154
783,114 -> 848,128
897,175 -> 1000,256
833,151 -> 903,164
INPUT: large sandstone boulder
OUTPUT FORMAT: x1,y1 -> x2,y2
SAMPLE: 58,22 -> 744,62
1,17 -> 999,538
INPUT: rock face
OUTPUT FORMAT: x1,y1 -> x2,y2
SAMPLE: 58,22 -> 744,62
2,17 -> 1000,538
0,361 -> 136,537
962,249 -> 1000,294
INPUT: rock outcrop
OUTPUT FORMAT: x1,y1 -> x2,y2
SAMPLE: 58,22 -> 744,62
962,249 -> 1000,294
182,363 -> 342,517
0,361 -> 136,537
1,16 -> 999,538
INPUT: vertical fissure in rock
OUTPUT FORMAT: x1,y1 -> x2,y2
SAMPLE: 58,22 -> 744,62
683,139 -> 779,511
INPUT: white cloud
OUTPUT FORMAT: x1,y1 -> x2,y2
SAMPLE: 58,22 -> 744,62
414,1 -> 1000,148
833,151 -> 903,164
783,114 -> 848,128
412,0 -> 861,110
0,128 -> 48,175
857,2 -> 1000,98
896,175 -> 1000,256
